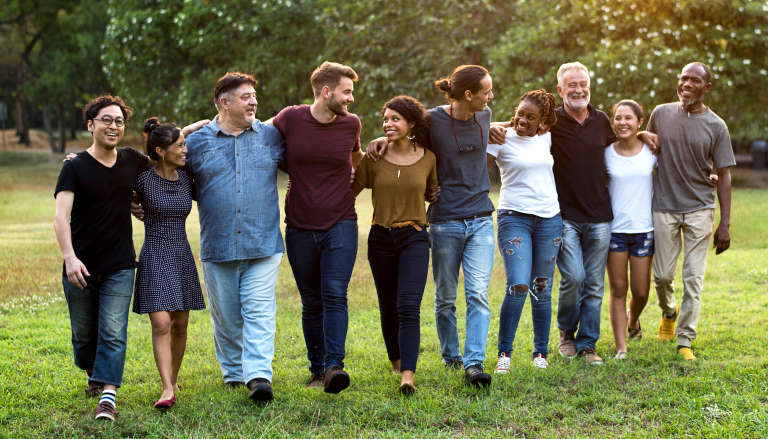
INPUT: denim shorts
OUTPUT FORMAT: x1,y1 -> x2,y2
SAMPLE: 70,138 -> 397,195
609,231 -> 654,257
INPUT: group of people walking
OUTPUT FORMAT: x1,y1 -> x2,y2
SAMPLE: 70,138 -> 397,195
53,59 -> 734,421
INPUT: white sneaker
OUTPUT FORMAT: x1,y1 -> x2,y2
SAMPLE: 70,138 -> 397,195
495,352 -> 511,374
614,351 -> 627,360
532,353 -> 548,369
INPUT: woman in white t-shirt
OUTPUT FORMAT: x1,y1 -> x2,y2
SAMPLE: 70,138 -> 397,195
487,90 -> 561,372
605,99 -> 656,359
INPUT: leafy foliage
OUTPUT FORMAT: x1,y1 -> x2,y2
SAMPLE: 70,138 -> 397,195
488,0 -> 768,140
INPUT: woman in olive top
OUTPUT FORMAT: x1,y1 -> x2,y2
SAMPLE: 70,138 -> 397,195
353,95 -> 437,395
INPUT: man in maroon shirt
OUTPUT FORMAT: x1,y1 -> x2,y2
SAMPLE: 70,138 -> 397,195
271,61 -> 364,394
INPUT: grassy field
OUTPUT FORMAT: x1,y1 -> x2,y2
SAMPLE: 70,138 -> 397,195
1,149 -> 767,438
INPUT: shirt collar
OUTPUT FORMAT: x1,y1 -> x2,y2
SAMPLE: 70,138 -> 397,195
210,115 -> 260,137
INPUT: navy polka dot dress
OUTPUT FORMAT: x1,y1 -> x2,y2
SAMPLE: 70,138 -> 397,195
133,168 -> 205,314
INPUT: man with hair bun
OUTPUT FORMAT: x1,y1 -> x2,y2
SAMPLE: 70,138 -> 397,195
184,71 -> 285,402
54,95 -> 148,420
271,61 -> 364,394
648,61 -> 735,361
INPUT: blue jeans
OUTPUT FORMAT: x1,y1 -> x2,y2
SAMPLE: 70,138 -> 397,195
63,268 -> 134,387
368,225 -> 430,373
430,215 -> 494,369
286,219 -> 358,373
202,253 -> 283,383
496,210 -> 562,356
556,220 -> 612,351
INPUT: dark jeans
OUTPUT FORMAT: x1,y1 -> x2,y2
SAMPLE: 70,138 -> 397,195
368,225 -> 430,372
286,219 -> 357,373
62,268 -> 134,387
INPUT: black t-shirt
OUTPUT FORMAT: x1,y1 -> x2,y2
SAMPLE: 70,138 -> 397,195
550,105 -> 616,223
54,147 -> 149,274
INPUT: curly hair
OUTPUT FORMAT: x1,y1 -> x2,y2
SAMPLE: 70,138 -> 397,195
380,95 -> 432,150
519,89 -> 557,128
83,95 -> 132,122
143,117 -> 180,161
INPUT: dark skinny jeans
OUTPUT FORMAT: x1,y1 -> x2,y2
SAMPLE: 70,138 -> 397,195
367,225 -> 429,372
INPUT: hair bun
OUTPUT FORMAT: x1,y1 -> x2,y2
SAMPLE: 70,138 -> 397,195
143,117 -> 160,134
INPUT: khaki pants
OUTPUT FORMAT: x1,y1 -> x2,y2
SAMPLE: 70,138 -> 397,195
652,209 -> 714,347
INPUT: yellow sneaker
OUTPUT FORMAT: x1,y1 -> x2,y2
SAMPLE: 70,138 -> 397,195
657,306 -> 678,341
677,346 -> 696,361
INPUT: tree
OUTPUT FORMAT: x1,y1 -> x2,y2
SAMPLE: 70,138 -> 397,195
488,0 -> 768,141
102,0 -> 323,128
318,0 -> 518,141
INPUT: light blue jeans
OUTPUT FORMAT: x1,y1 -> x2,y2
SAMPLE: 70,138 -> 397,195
202,253 -> 283,383
430,215 -> 494,369
556,220 -> 611,352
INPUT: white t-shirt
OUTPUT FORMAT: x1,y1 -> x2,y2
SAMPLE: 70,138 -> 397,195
487,131 -> 560,218
605,143 -> 657,233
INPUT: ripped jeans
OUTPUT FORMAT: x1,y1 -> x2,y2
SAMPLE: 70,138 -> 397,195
496,210 -> 563,356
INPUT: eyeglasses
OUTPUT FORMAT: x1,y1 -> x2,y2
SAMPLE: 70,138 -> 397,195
449,104 -> 483,153
93,116 -> 125,127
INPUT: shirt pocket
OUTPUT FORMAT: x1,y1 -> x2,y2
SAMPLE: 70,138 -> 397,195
246,143 -> 277,169
198,145 -> 229,176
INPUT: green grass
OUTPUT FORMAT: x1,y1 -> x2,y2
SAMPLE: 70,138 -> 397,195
1,150 -> 767,438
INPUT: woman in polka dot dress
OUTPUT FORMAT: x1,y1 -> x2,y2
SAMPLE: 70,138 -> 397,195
133,117 -> 206,409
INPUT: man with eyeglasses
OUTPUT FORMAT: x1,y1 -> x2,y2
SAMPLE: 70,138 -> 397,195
54,95 -> 149,421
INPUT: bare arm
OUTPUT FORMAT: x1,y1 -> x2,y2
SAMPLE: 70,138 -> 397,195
181,119 -> 210,137
486,153 -> 497,169
349,149 -> 365,185
489,121 -> 510,144
638,131 -> 659,153
713,166 -> 732,254
365,137 -> 389,161
54,191 -> 90,289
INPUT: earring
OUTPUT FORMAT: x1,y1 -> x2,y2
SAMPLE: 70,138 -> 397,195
407,134 -> 416,151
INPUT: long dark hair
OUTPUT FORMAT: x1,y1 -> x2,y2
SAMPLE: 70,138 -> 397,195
381,95 -> 431,150
143,117 -> 180,160
433,65 -> 489,101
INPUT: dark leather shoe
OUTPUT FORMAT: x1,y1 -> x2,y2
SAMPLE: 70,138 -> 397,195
247,378 -> 273,402
323,366 -> 350,394
464,364 -> 492,388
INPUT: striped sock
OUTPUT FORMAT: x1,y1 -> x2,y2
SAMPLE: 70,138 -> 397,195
100,389 -> 116,408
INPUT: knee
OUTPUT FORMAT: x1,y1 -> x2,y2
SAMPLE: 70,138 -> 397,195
151,319 -> 172,336
531,278 -> 552,301
653,274 -> 674,287
506,284 -> 529,298
561,270 -> 585,291
170,315 -> 188,335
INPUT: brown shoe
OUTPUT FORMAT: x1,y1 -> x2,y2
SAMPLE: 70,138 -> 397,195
558,330 -> 577,359
85,380 -> 103,398
323,366 -> 350,394
578,348 -> 604,365
307,372 -> 324,389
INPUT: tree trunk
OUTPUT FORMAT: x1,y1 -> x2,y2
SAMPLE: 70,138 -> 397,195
70,107 -> 78,140
42,104 -> 56,152
56,103 -> 66,153
15,97 -> 30,146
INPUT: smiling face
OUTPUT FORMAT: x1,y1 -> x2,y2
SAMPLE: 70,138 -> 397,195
87,105 -> 125,150
327,76 -> 355,116
513,99 -> 543,137
558,69 -> 590,112
156,133 -> 187,168
612,105 -> 642,140
467,74 -> 494,112
382,107 -> 414,143
677,63 -> 710,109
223,82 -> 258,128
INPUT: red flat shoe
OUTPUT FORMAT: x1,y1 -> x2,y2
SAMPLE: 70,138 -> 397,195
154,395 -> 176,409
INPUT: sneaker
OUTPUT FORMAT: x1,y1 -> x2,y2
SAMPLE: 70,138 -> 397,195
444,358 -> 464,370
247,378 -> 274,402
464,364 -> 492,387
323,366 -> 350,394
558,330 -> 577,359
628,321 -> 643,340
85,380 -> 103,398
658,306 -> 678,341
578,348 -> 604,365
614,351 -> 627,360
94,401 -> 117,421
307,372 -> 324,389
532,353 -> 548,369
494,352 -> 511,374
677,346 -> 696,361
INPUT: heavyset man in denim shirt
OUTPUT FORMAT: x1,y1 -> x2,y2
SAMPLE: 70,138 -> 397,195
185,72 -> 284,402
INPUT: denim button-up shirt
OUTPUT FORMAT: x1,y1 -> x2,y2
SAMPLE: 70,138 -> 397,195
186,117 -> 285,262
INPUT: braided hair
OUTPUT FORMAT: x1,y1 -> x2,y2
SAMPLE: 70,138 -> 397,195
519,89 -> 557,128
